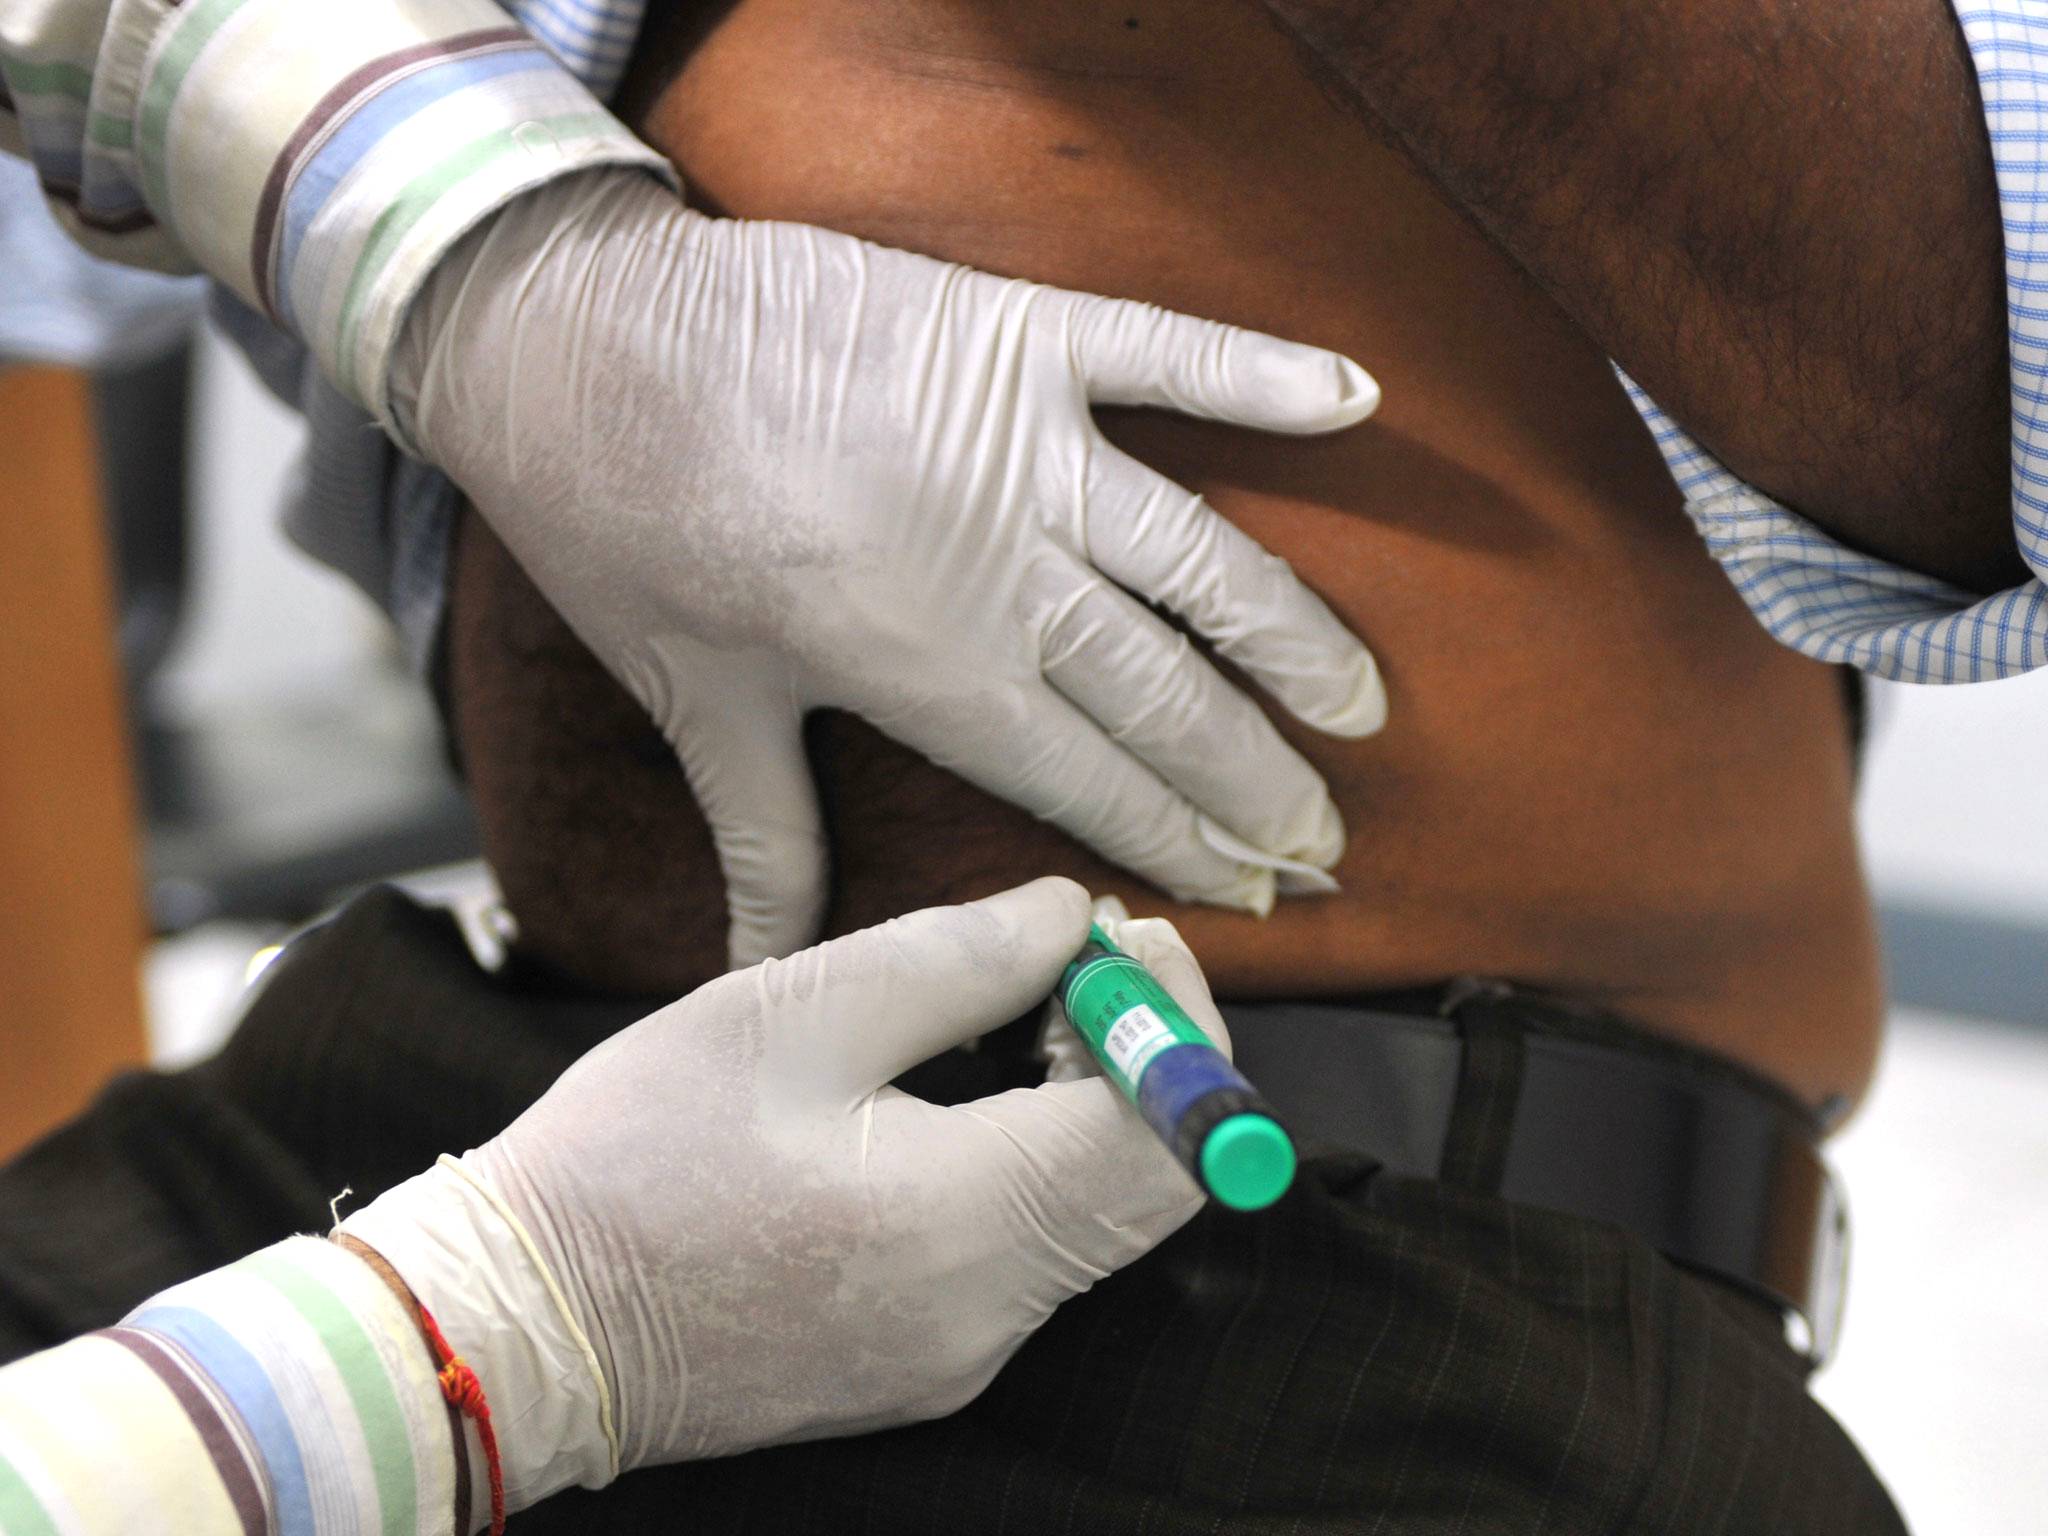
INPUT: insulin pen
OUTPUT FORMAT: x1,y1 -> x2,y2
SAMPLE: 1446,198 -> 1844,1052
1056,923 -> 1296,1211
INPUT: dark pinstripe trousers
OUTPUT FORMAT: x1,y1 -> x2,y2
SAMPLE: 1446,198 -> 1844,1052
0,891 -> 1906,1533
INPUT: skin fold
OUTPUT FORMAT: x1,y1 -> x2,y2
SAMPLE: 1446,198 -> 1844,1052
450,0 -> 1884,1111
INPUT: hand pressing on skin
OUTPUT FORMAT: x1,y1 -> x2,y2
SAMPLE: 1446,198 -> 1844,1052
339,877 -> 1228,1504
390,168 -> 1386,970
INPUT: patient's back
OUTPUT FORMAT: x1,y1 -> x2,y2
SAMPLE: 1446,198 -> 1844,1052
450,0 -> 1880,1108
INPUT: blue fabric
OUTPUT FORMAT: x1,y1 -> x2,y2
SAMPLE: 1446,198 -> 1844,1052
272,43 -> 562,338
127,1307 -> 316,1536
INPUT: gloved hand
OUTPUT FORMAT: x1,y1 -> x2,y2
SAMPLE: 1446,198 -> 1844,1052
390,168 -> 1386,968
339,877 -> 1225,1505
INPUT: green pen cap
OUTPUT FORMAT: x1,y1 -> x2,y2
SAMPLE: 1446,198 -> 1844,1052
1199,1112 -> 1298,1212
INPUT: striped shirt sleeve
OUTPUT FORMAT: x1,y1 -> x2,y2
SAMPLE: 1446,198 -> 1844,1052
0,0 -> 671,424
1616,0 -> 2048,682
0,1237 -> 460,1536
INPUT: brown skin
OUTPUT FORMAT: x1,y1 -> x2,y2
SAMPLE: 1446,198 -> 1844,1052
1261,0 -> 2018,594
453,0 -> 1884,1109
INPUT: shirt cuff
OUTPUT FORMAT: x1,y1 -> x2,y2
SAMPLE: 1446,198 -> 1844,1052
1617,370 -> 2048,681
0,0 -> 189,270
0,1236 -> 458,1536
104,0 -> 672,421
133,1236 -> 462,1536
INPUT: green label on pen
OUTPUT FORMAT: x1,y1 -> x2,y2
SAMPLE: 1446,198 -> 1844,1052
1057,927 -> 1217,1102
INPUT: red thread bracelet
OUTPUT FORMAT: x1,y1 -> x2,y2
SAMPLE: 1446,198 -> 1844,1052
416,1305 -> 507,1536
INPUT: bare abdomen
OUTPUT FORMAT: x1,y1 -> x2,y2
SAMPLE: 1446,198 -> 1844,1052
480,0 -> 1883,1106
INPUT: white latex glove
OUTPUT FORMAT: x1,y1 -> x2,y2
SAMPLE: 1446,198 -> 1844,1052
390,168 -> 1386,968
340,877 -> 1225,1507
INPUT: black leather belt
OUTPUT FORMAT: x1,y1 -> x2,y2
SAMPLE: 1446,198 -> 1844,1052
1216,990 -> 1848,1366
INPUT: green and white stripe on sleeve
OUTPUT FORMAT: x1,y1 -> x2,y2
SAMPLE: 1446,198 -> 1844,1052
1,0 -> 669,423
0,1237 -> 459,1536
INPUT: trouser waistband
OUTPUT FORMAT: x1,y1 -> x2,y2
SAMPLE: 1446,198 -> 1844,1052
1215,979 -> 1847,1365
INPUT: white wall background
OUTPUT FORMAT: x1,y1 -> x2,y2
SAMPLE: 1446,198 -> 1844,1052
1859,672 -> 2048,925
1829,677 -> 2048,1535
1818,1009 -> 2048,1536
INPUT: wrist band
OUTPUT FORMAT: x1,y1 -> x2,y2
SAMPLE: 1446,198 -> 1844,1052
417,1304 -> 508,1536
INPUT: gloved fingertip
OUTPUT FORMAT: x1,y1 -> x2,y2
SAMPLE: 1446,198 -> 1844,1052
1192,818 -> 1337,899
1093,913 -> 1220,1024
1276,866 -> 1343,897
1257,347 -> 1380,434
1016,874 -> 1094,934
1160,858 -> 1275,916
969,876 -> 1095,971
1205,867 -> 1276,919
1297,795 -> 1347,871
1302,647 -> 1388,739
1111,915 -> 1196,979
1326,354 -> 1380,425
1090,893 -> 1133,928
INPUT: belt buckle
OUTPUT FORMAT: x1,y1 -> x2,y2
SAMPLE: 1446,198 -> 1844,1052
1795,1161 -> 1850,1369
